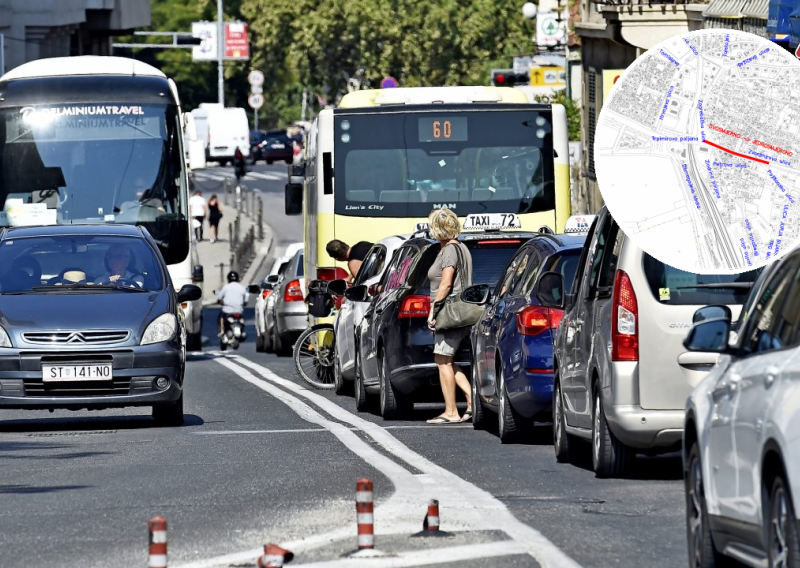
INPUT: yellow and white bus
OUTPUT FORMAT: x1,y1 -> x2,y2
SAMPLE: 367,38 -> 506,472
285,85 -> 570,293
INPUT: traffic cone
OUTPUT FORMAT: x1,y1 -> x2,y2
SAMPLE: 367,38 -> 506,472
412,499 -> 452,537
347,478 -> 387,557
148,516 -> 168,568
257,543 -> 294,567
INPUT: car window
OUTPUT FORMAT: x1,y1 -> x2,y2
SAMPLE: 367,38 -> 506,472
465,239 -> 531,287
354,245 -> 385,286
297,254 -> 304,277
584,214 -> 614,298
0,235 -> 165,293
524,248 -> 581,296
642,253 -> 758,306
597,223 -> 622,291
382,246 -> 416,293
495,247 -> 531,299
741,254 -> 799,353
512,249 -> 542,296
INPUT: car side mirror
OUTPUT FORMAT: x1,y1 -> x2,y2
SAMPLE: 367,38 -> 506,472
692,305 -> 732,324
536,271 -> 565,309
461,284 -> 491,305
327,279 -> 348,296
192,265 -> 204,283
177,284 -> 202,303
247,284 -> 260,294
684,318 -> 731,352
267,274 -> 280,284
345,285 -> 369,302
259,281 -> 273,291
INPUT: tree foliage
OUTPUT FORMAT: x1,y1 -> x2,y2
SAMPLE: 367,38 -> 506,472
131,0 -> 554,129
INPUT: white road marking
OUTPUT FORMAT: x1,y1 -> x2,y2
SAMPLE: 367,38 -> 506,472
190,428 -> 332,435
291,541 -> 529,568
175,355 -> 580,568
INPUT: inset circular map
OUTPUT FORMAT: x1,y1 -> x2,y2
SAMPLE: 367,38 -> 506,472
595,29 -> 800,274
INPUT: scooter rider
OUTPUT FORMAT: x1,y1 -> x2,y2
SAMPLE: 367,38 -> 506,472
216,270 -> 249,337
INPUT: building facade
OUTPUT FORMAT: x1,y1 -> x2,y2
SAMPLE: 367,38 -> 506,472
0,0 -> 150,74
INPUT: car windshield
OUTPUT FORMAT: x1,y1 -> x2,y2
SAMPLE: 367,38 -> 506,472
334,109 -> 554,218
642,253 -> 759,305
0,234 -> 165,294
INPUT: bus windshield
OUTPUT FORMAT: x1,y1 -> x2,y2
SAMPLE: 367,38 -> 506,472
0,103 -> 188,264
334,108 -> 554,218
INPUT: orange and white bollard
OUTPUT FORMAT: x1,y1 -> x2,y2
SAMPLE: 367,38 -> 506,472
148,516 -> 168,568
356,478 -> 374,549
257,543 -> 294,567
424,499 -> 440,531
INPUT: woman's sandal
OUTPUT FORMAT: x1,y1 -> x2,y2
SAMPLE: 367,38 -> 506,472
460,410 -> 473,423
426,415 -> 461,425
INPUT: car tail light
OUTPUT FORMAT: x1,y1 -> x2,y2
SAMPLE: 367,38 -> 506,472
284,279 -> 304,302
317,267 -> 349,281
398,295 -> 430,318
261,289 -> 272,300
233,312 -> 242,318
516,306 -> 564,336
611,269 -> 638,361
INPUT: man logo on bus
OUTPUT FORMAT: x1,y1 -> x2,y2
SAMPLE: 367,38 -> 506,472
432,203 -> 457,210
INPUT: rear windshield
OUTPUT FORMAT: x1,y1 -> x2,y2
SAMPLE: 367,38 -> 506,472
642,253 -> 759,305
413,238 -> 529,293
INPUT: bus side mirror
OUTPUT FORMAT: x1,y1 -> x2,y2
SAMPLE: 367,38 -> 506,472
192,265 -> 204,283
285,182 -> 302,216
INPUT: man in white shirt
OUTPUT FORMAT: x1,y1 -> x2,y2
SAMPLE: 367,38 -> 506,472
215,271 -> 249,336
189,190 -> 207,241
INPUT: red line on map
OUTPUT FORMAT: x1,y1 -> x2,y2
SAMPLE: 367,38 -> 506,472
703,139 -> 770,164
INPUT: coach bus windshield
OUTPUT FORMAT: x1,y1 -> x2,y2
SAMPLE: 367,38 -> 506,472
333,109 -> 555,218
0,103 -> 188,264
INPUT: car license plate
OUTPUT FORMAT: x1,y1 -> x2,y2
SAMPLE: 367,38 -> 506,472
271,143 -> 285,149
463,213 -> 521,231
42,364 -> 112,382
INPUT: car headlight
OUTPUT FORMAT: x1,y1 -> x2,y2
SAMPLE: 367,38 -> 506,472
0,326 -> 11,348
141,313 -> 177,345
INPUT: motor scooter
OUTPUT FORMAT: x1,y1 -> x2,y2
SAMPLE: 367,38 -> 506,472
220,312 -> 246,351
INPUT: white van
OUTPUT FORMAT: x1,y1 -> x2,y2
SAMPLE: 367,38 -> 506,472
206,107 -> 250,165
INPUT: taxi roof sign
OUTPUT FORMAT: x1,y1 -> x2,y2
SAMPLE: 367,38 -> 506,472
564,215 -> 596,235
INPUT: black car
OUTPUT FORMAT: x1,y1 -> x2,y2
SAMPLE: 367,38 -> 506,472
352,230 -> 537,419
251,129 -> 293,165
0,224 -> 201,425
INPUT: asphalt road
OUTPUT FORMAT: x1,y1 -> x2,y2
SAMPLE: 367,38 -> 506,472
0,165 -> 692,568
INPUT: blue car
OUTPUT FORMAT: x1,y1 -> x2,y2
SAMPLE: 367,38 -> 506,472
469,233 -> 585,443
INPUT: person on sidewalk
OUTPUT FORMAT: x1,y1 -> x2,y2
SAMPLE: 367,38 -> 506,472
325,239 -> 373,282
208,194 -> 223,243
189,190 -> 207,241
215,270 -> 249,337
425,207 -> 473,425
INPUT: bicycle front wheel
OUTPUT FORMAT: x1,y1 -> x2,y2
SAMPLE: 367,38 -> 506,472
293,324 -> 336,390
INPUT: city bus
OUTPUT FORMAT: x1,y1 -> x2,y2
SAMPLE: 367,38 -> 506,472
285,86 -> 570,305
0,56 -> 202,348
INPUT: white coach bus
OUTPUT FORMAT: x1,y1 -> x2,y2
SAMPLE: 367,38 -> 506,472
0,56 -> 203,349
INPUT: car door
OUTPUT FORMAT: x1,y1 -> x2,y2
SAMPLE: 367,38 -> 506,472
567,213 -> 617,428
705,257 -> 796,521
479,246 -> 537,401
339,245 -> 385,374
361,245 -> 416,385
498,247 -> 542,381
730,253 -> 800,525
559,216 -> 599,425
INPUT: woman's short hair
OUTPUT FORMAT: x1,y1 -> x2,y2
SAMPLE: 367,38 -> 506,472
428,207 -> 461,241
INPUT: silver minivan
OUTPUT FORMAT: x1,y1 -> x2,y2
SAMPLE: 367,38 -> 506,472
540,206 -> 759,477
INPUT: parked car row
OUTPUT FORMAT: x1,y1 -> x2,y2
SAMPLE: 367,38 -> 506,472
253,211 -> 800,568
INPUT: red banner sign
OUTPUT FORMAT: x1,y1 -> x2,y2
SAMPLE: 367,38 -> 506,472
225,22 -> 249,60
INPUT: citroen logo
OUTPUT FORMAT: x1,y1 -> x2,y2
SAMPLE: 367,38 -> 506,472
65,332 -> 86,343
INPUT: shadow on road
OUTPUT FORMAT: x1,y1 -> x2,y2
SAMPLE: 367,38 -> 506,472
0,413 -> 205,433
565,439 -> 684,481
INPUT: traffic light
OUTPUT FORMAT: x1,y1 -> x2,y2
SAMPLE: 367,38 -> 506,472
491,69 -> 530,87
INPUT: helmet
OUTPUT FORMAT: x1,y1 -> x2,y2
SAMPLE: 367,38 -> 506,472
227,270 -> 240,283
